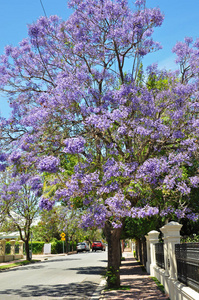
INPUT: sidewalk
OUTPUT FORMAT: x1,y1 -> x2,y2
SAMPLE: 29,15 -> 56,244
99,252 -> 169,300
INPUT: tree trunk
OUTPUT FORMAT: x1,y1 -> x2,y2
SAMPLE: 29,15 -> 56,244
25,239 -> 31,261
104,222 -> 123,288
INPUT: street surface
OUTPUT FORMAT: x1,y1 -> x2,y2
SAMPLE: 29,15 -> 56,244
0,251 -> 107,299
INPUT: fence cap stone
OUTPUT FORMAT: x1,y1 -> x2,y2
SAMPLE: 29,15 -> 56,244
147,230 -> 159,240
165,221 -> 182,226
147,230 -> 159,234
160,221 -> 182,237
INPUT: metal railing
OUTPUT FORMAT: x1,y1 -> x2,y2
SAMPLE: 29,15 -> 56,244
15,243 -> 19,254
155,243 -> 165,269
175,243 -> 199,293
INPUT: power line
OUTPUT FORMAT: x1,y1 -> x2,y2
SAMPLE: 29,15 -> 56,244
40,0 -> 47,17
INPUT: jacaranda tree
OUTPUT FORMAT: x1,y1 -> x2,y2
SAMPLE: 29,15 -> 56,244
0,168 -> 42,260
0,0 -> 199,287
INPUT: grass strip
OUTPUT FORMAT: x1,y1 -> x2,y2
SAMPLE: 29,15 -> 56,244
104,285 -> 131,291
0,260 -> 40,270
151,277 -> 170,299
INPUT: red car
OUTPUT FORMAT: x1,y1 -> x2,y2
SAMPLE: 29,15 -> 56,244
92,241 -> 106,251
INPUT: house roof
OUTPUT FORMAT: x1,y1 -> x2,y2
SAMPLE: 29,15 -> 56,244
0,231 -> 20,240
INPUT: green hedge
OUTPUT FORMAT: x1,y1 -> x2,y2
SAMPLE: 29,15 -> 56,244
28,242 -> 45,254
5,241 -> 20,254
5,240 -> 77,255
51,240 -> 77,254
5,241 -> 44,255
5,242 -> 11,255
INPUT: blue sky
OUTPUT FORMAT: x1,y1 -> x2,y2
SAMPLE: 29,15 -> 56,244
1,0 -> 199,117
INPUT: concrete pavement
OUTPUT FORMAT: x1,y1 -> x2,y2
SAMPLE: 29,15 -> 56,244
99,252 -> 170,300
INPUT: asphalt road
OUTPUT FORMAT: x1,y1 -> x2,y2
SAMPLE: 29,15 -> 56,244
0,251 -> 107,300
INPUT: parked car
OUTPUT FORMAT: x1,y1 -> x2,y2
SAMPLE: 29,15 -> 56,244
92,241 -> 106,251
76,242 -> 90,253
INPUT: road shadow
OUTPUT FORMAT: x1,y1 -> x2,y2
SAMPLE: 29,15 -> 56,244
67,266 -> 106,275
0,281 -> 98,299
1,264 -> 45,272
40,258 -> 81,264
1,258 -> 81,273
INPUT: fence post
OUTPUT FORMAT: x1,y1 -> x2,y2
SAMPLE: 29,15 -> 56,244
160,225 -> 170,277
0,240 -> 3,256
0,239 -> 6,262
18,240 -> 24,257
145,234 -> 150,273
160,221 -> 182,299
147,230 -> 159,276
0,240 -> 3,262
161,221 -> 182,279
10,240 -> 16,256
1,239 -> 6,256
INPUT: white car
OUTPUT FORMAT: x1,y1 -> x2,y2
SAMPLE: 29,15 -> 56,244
76,242 -> 90,253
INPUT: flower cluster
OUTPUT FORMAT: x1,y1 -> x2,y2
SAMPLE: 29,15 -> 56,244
37,156 -> 60,173
131,206 -> 159,218
8,151 -> 21,163
63,137 -> 86,154
0,153 -> 7,162
81,202 -> 109,228
1,0 -> 199,236
160,206 -> 198,221
39,197 -> 55,211
28,176 -> 43,191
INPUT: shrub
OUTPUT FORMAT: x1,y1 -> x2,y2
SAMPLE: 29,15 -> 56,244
29,241 -> 45,254
51,239 -> 77,254
181,234 -> 199,243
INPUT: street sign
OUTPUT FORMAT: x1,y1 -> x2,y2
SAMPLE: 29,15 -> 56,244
60,232 -> 66,238
61,237 -> 65,241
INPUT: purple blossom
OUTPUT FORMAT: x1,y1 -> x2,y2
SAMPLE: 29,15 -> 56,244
136,157 -> 168,184
135,0 -> 146,6
39,197 -> 55,211
176,182 -> 191,195
160,206 -> 174,217
189,176 -> 199,188
63,137 -> 86,154
105,192 -> 131,218
0,163 -> 6,171
19,174 -> 30,185
0,0 -> 199,245
28,24 -> 40,38
8,151 -> 21,163
160,206 -> 197,220
131,205 -> 159,218
7,181 -> 21,193
28,176 -> 43,190
0,153 -> 7,162
187,213 -> 199,221
37,156 -> 60,173
81,202 -> 109,228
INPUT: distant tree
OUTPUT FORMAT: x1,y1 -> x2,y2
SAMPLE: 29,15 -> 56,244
56,206 -> 102,248
31,207 -> 60,242
0,169 -> 42,261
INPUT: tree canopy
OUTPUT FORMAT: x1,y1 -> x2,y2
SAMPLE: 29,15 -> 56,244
0,0 -> 199,287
